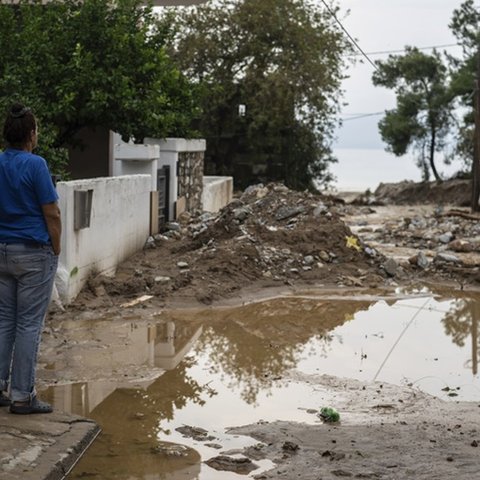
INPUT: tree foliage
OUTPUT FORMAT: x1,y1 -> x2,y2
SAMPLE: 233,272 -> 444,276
0,0 -> 199,173
166,0 -> 350,190
448,0 -> 480,167
372,47 -> 454,182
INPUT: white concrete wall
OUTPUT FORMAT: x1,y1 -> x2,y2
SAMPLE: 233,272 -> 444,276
202,176 -> 234,213
112,139 -> 159,191
57,175 -> 152,304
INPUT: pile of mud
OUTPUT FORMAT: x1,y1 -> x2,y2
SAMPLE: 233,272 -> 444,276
353,179 -> 471,206
77,184 -> 390,308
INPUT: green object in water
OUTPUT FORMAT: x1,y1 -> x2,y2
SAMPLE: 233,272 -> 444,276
320,407 -> 340,422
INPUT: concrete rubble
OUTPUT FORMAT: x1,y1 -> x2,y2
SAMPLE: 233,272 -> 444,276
345,199 -> 480,287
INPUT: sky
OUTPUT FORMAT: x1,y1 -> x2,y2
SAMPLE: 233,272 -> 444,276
330,0 -> 465,150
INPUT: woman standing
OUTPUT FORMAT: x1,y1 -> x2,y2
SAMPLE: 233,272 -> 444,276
0,103 -> 61,414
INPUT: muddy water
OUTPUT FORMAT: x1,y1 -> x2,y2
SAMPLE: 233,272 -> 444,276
40,290 -> 480,479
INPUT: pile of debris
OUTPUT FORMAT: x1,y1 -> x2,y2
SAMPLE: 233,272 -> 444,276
347,204 -> 480,285
83,183 -> 392,307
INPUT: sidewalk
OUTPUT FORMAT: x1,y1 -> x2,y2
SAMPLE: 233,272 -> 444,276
0,407 -> 99,480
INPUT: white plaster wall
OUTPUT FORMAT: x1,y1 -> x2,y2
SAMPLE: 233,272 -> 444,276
112,140 -> 159,191
158,138 -> 207,153
57,175 -> 151,304
202,176 -> 234,213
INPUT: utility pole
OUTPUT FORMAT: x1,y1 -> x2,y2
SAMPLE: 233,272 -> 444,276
472,45 -> 480,211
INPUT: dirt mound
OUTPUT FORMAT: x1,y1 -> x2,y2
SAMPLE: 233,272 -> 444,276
353,179 -> 471,206
75,183 -> 390,308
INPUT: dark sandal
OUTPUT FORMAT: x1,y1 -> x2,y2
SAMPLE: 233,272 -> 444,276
10,396 -> 53,415
0,392 -> 11,407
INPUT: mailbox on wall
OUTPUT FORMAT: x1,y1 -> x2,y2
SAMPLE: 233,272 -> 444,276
74,189 -> 93,230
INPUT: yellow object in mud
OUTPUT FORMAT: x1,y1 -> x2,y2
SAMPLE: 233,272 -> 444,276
345,235 -> 361,251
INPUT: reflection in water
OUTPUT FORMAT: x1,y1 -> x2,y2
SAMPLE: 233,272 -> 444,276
189,298 -> 372,404
41,319 -> 203,416
41,293 -> 480,479
442,298 -> 479,376
63,362 -> 206,479
43,320 -> 205,480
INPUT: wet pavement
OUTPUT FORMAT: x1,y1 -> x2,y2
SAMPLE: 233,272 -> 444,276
25,288 -> 480,479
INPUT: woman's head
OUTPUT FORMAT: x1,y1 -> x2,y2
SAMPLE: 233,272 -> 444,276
3,103 -> 37,151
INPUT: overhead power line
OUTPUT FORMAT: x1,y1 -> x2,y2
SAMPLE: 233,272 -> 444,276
341,112 -> 384,122
373,298 -> 431,382
352,43 -> 460,57
319,0 -> 378,70
320,1 -> 460,70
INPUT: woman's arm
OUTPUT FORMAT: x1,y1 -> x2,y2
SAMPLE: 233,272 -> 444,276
42,202 -> 62,255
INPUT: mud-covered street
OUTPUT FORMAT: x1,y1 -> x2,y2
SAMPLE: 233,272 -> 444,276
32,180 -> 480,479
39,289 -> 480,479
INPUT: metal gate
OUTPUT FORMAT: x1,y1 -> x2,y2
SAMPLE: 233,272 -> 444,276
157,166 -> 170,228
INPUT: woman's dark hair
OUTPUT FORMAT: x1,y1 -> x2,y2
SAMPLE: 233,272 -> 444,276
3,103 -> 36,149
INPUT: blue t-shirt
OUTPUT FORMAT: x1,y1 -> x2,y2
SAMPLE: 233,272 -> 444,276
0,148 -> 58,245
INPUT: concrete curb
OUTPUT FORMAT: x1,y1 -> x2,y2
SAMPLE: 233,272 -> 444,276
0,409 -> 100,480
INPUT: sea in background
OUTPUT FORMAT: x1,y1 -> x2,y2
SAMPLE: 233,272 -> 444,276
330,148 -> 465,193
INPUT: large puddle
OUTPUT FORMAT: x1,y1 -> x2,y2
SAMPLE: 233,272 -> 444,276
40,289 -> 480,479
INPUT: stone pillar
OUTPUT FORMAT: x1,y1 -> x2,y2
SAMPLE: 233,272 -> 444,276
144,137 -> 206,219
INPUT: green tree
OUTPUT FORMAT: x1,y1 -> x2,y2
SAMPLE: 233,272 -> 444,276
449,0 -> 479,109
372,47 -> 454,182
448,0 -> 480,207
166,0 -> 350,190
0,0 -> 199,174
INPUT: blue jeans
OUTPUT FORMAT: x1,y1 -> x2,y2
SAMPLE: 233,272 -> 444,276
0,243 -> 58,402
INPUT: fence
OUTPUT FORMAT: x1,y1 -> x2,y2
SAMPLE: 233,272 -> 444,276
56,175 -> 152,304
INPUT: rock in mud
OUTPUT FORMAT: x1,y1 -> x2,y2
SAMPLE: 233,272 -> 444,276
205,443 -> 223,449
205,455 -> 258,474
233,207 -> 252,222
435,253 -> 460,264
448,239 -> 474,252
145,236 -> 155,249
319,250 -> 330,262
150,443 -> 190,457
408,251 -> 430,269
417,251 -> 430,269
438,232 -> 454,244
383,258 -> 398,277
303,255 -> 315,265
154,276 -> 171,283
175,425 -> 216,442
282,441 -> 299,452
275,205 -> 306,221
